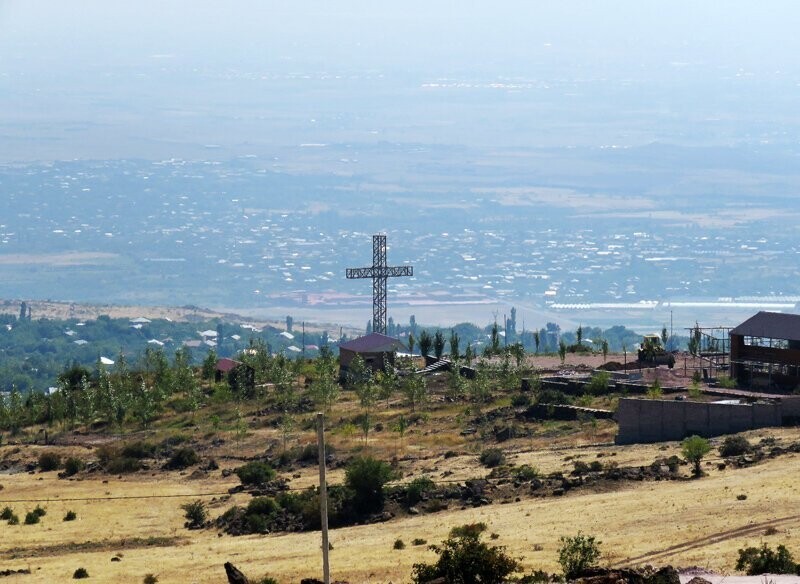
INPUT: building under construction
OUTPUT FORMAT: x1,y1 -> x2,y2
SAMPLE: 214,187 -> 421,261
730,311 -> 800,391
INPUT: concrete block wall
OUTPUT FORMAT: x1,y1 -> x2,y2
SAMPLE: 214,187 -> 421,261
615,398 -> 786,444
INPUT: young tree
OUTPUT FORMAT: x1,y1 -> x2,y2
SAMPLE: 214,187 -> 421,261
449,330 -> 460,361
661,325 -> 669,348
464,344 -> 474,366
558,532 -> 601,580
201,349 -> 218,380
433,330 -> 445,360
393,415 -> 408,453
310,348 -> 340,412
681,435 -> 711,477
401,374 -> 428,413
576,325 -> 583,346
490,323 -> 500,354
418,330 -> 432,358
601,339 -> 609,363
533,330 -> 540,354
558,340 -> 567,364
407,333 -> 415,357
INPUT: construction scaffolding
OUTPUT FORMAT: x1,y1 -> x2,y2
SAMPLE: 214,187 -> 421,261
684,325 -> 732,379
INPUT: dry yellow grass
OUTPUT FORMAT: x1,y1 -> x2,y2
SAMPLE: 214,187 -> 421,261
1,427 -> 799,583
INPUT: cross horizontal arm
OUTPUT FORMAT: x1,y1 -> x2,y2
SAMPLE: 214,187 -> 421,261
346,266 -> 413,279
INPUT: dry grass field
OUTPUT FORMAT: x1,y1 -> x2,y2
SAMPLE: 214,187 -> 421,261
1,424 -> 799,584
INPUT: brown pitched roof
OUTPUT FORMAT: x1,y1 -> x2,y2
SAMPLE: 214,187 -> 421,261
216,358 -> 242,373
339,333 -> 405,353
730,311 -> 800,342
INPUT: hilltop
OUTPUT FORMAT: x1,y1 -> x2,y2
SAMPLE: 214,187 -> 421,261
0,345 -> 798,583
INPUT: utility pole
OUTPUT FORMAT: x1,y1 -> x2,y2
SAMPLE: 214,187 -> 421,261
316,413 -> 331,584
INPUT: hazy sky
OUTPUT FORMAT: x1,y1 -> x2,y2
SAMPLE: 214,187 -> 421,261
2,2 -> 800,160
3,1 -> 800,75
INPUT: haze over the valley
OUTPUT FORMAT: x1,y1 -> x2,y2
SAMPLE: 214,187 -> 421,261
2,1 -> 800,330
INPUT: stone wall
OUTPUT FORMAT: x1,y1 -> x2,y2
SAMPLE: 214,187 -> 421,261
615,398 -> 785,444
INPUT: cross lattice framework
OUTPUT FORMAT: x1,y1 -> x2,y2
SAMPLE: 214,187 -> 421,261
346,234 -> 413,335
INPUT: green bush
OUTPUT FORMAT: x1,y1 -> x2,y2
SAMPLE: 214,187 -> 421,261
719,435 -> 752,457
681,435 -> 712,476
512,465 -> 539,481
405,477 -> 435,507
344,456 -> 396,515
394,538 -> 406,550
511,393 -> 531,407
736,543 -> 798,575
246,497 -> 280,517
234,461 -> 276,485
449,522 -> 487,538
143,575 -> 159,584
255,576 -> 279,584
73,568 -> 89,579
106,456 -> 142,474
32,505 -> 46,518
180,500 -> 207,529
64,510 -> 77,521
479,448 -> 505,468
164,447 -> 199,470
24,511 -> 41,525
717,375 -> 737,389
585,371 -> 610,395
411,530 -> 518,584
38,452 -> 62,472
63,457 -> 84,477
7,513 -> 19,525
0,506 -> 14,520
558,532 -> 601,579
412,538 -> 427,546
121,441 -> 157,459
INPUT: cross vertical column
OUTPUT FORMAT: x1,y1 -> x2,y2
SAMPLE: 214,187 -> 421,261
372,234 -> 387,334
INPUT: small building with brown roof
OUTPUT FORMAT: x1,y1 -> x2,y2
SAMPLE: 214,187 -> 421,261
339,333 -> 406,376
215,358 -> 256,397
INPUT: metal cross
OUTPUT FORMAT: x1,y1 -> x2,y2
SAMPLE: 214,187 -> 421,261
346,234 -> 413,335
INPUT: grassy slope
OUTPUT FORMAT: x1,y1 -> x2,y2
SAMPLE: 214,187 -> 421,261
0,428 -> 798,583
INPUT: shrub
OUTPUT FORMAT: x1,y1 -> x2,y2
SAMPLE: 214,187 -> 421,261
736,543 -> 797,575
450,522 -> 487,538
411,530 -> 519,584
344,456 -> 396,515
412,538 -> 427,546
121,441 -> 157,459
32,505 -> 46,518
646,380 -> 663,399
106,456 -> 142,474
558,532 -> 601,579
38,452 -> 61,472
7,513 -> 19,525
719,435 -> 752,457
572,460 -> 590,475
24,511 -> 41,525
394,538 -> 406,550
164,447 -> 199,470
681,435 -> 712,476
63,457 -> 84,477
585,371 -> 610,395
64,510 -> 77,521
479,448 -> 505,468
405,477 -> 435,507
717,375 -> 737,389
235,461 -> 276,485
255,577 -> 279,584
180,500 -> 207,529
535,389 -> 571,406
73,568 -> 89,579
511,393 -> 531,407
512,465 -> 539,481
143,575 -> 159,584
246,497 -> 279,517
0,506 -> 14,520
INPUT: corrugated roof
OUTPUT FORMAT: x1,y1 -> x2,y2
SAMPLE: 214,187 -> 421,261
730,311 -> 800,341
339,333 -> 406,353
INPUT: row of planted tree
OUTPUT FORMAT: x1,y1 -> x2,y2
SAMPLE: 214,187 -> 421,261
0,338 -> 533,436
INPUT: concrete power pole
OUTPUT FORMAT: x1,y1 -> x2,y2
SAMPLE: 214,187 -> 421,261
316,413 -> 331,584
